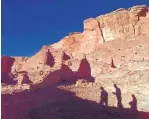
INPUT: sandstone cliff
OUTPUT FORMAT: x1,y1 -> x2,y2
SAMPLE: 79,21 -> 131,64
1,5 -> 149,119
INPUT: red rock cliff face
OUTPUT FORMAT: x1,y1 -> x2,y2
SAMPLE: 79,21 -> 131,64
52,5 -> 149,55
1,5 -> 149,86
1,5 -> 149,119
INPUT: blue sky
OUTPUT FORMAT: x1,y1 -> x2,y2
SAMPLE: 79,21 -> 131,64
2,0 -> 149,56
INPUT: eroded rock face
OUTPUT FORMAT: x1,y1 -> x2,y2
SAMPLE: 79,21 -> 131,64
2,5 -> 149,90
82,18 -> 104,53
1,5 -> 149,119
51,5 -> 149,56
96,5 -> 149,42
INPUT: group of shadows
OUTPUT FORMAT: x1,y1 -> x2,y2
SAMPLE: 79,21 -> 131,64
99,84 -> 137,110
2,54 -> 149,119
2,85 -> 149,119
2,77 -> 149,119
26,85 -> 148,119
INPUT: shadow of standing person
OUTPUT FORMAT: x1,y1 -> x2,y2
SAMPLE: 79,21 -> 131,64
129,94 -> 137,112
99,87 -> 108,107
112,84 -> 123,108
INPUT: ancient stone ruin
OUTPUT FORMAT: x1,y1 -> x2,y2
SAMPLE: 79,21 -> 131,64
1,5 -> 149,119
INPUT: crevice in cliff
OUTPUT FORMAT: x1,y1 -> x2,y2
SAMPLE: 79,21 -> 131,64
100,27 -> 105,43
133,21 -> 138,35
97,22 -> 105,43
132,17 -> 139,35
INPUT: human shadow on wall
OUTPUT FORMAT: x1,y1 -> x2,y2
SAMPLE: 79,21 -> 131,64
112,84 -> 123,108
26,87 -> 148,119
129,94 -> 138,112
2,84 -> 149,119
99,87 -> 108,107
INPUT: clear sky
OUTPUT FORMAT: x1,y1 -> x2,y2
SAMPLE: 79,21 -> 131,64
2,0 -> 149,56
